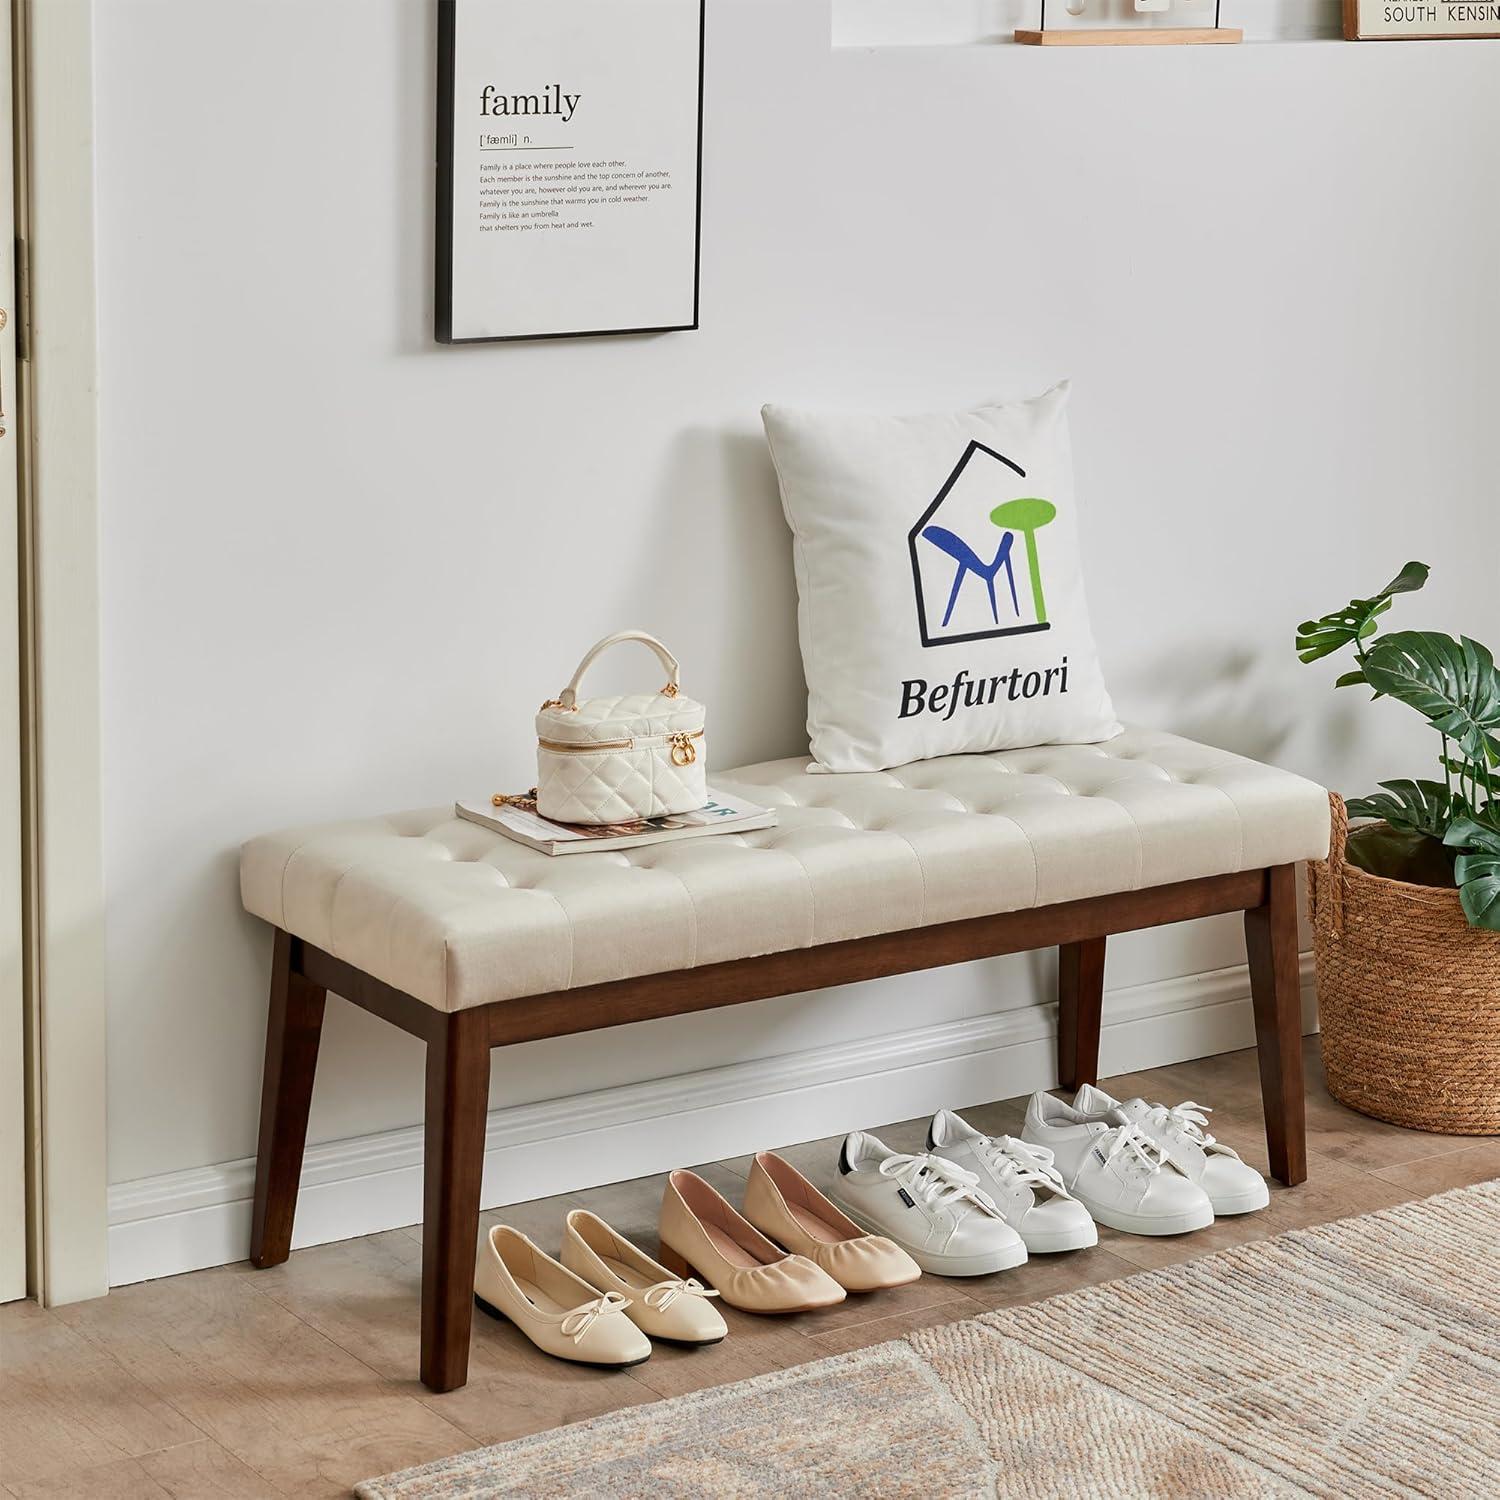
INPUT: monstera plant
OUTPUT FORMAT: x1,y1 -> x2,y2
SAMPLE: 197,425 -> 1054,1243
1297,561 -> 1500,931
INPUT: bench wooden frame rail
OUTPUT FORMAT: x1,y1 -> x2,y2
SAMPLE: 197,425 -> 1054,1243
248,862 -> 1306,1393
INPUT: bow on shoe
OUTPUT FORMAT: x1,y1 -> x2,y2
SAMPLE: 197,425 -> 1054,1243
642,1277 -> 721,1312
559,1290 -> 632,1344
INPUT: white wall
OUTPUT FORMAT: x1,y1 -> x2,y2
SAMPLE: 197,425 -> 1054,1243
94,0 -> 1499,1270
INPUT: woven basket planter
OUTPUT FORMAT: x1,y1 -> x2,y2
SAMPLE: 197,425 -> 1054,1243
1309,793 -> 1500,1135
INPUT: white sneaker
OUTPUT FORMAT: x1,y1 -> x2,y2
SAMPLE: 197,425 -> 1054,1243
827,1131 -> 1028,1277
1073,1084 -> 1270,1216
926,1109 -> 1097,1254
1020,1092 -> 1214,1237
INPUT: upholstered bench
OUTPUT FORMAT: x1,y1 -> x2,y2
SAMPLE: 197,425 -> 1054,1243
241,727 -> 1329,1392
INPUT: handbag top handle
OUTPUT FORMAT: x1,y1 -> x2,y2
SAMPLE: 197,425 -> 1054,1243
557,631 -> 682,710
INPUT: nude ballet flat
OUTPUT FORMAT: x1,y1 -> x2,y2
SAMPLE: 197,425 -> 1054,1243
474,1225 -> 652,1369
658,1169 -> 845,1315
743,1151 -> 922,1293
562,1209 -> 728,1347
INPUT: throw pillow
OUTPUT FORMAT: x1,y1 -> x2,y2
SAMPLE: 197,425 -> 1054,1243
761,382 -> 1120,772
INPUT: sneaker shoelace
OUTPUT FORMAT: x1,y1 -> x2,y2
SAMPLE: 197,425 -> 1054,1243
1098,1122 -> 1168,1179
1142,1100 -> 1240,1159
978,1136 -> 1071,1199
878,1151 -> 999,1214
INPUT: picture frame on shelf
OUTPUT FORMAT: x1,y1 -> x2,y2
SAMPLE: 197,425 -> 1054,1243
1343,0 -> 1500,39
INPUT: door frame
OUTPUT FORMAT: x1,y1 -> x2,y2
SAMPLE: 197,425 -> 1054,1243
14,0 -> 108,1305
0,0 -> 22,1306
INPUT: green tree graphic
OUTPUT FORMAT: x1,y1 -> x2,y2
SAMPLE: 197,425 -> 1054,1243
989,498 -> 1057,625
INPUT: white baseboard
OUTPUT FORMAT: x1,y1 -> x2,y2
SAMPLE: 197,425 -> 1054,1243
107,956 -> 1316,1287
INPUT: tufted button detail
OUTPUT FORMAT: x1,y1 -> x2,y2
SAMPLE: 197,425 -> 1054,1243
242,727 -> 1333,1010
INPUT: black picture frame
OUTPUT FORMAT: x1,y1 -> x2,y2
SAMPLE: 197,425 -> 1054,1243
435,0 -> 706,345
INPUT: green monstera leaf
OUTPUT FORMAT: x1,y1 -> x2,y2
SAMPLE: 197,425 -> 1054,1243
1455,858 -> 1500,930
1446,818 -> 1500,932
1346,779 -> 1463,840
1361,632 -> 1500,768
1295,561 -> 1429,667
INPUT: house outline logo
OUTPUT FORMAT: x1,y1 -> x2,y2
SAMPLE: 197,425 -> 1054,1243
907,440 -> 1057,650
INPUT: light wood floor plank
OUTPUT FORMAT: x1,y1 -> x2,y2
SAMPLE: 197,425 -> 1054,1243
414,1342 -> 660,1447
50,1265 -> 473,1497
5,1454 -> 172,1499
953,1243 -> 1142,1310
1368,1139 -> 1500,1193
138,1439 -> 283,1499
0,1303 -> 202,1488
800,1296 -> 985,1357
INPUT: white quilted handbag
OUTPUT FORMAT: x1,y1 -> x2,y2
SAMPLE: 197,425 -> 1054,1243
535,632 -> 707,825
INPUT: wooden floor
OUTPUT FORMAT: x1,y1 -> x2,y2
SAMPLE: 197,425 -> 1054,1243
4,1039 -> 1497,1498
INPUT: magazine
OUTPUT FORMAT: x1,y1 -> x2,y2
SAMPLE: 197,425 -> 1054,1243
456,788 -> 777,856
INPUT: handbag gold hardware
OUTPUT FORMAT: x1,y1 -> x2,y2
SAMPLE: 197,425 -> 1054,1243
491,789 -> 540,809
537,729 -> 703,756
539,735 -> 634,753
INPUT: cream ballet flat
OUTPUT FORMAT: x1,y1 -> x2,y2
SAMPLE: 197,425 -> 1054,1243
474,1225 -> 652,1369
743,1150 -> 922,1293
562,1209 -> 728,1348
658,1169 -> 845,1315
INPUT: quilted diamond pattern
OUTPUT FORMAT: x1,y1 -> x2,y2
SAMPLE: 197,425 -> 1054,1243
240,727 -> 1331,1013
537,744 -> 708,824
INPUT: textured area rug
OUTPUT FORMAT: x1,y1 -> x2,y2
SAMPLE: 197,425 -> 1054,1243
359,1182 -> 1500,1499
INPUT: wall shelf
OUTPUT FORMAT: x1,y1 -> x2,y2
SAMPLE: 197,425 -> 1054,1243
1015,26 -> 1244,43
833,0 -> 1340,48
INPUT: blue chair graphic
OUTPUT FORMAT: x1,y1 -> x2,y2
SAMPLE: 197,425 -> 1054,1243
921,526 -> 1020,628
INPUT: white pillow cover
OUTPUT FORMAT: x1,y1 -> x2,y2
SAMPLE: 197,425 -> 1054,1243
762,383 -> 1120,773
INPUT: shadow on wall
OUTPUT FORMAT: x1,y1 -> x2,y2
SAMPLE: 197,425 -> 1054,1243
605,424 -> 809,768
1112,644 -> 1300,764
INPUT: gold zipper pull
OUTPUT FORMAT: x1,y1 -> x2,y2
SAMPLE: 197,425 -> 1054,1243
669,732 -> 697,767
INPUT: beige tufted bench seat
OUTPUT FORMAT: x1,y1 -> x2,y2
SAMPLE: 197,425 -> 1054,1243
241,727 -> 1329,1392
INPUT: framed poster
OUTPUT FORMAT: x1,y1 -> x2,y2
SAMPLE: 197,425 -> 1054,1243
436,0 -> 705,343
1344,0 -> 1500,38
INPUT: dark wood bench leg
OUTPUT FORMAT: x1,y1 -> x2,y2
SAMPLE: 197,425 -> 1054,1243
1244,863 -> 1307,1187
1057,937 -> 1107,1091
420,1008 -> 490,1394
250,931 -> 327,1268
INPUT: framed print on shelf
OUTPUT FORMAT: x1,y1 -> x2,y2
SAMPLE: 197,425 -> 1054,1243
1343,0 -> 1500,38
436,0 -> 705,344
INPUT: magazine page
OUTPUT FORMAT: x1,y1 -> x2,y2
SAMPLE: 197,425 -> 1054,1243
648,791 -> 772,832
462,787 -> 773,850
